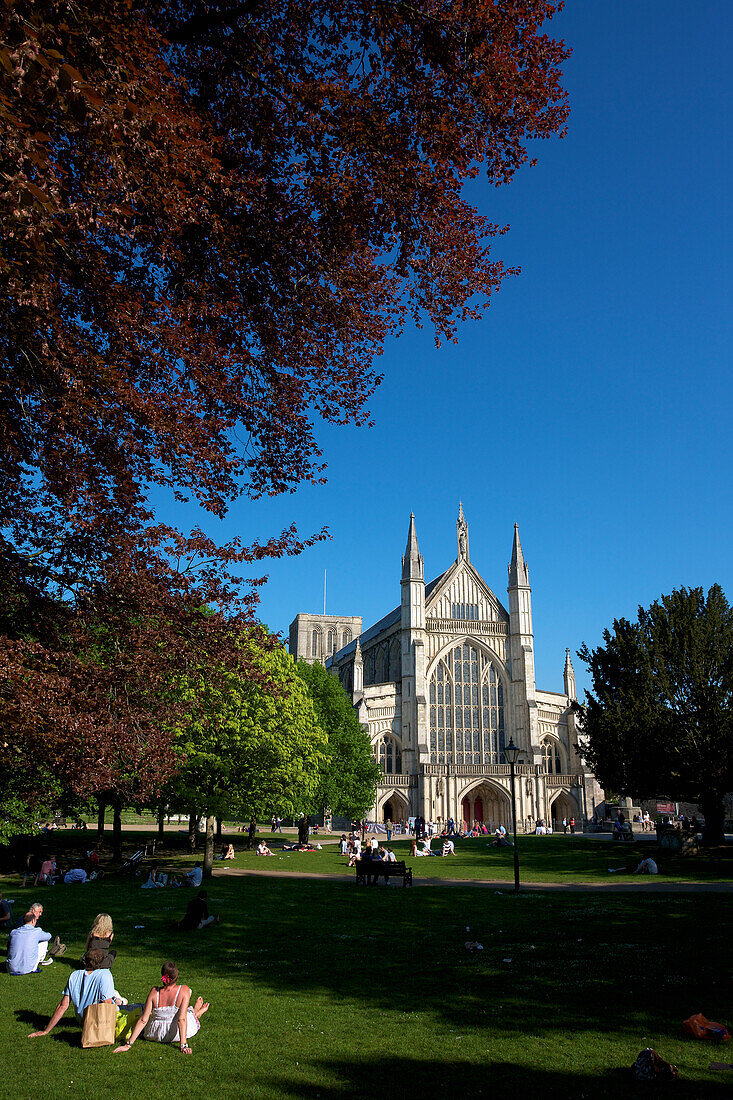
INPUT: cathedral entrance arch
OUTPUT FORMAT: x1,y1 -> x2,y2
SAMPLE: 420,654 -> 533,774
460,782 -> 509,831
550,791 -> 575,831
379,790 -> 408,824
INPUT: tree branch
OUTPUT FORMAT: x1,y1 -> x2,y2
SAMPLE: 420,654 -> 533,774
164,1 -> 262,44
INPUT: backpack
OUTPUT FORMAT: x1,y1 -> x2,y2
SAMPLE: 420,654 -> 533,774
632,1047 -> 679,1082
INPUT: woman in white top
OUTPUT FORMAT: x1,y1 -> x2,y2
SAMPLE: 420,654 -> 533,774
114,961 -> 209,1055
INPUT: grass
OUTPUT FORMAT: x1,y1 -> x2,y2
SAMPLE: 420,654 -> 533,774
18,829 -> 733,886
2,835 -> 732,1099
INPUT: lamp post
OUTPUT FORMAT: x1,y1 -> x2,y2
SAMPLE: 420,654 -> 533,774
504,737 -> 523,893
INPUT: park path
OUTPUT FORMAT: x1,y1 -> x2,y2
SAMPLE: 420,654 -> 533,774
215,866 -> 733,893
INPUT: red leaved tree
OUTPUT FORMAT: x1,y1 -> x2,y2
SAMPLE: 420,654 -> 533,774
0,1 -> 570,828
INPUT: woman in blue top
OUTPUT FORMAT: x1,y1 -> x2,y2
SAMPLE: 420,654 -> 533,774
27,948 -> 118,1039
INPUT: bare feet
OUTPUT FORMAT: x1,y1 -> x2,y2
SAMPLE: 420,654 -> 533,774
193,997 -> 210,1020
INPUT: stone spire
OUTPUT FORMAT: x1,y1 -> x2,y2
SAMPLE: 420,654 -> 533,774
401,512 -> 423,581
564,647 -> 577,702
456,501 -> 469,561
507,522 -> 528,587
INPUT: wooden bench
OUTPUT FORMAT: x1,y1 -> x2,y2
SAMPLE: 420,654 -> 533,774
612,824 -> 634,842
355,859 -> 413,887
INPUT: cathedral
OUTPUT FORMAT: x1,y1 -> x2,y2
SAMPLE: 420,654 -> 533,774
289,507 -> 603,830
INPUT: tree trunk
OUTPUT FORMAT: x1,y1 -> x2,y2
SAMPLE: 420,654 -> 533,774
700,790 -> 726,846
96,797 -> 106,843
112,798 -> 123,861
215,817 -> 222,844
203,815 -> 215,879
157,805 -> 166,841
188,813 -> 198,852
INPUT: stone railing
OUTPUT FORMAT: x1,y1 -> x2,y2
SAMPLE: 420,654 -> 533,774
378,773 -> 415,788
545,774 -> 583,787
426,618 -> 508,636
421,763 -> 534,778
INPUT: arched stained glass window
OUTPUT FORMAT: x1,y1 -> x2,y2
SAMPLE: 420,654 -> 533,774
429,645 -> 505,765
327,630 -> 334,654
378,736 -> 402,775
312,629 -> 321,658
541,737 -> 563,775
342,630 -> 351,648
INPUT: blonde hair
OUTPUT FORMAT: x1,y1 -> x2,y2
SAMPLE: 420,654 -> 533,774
86,912 -> 113,950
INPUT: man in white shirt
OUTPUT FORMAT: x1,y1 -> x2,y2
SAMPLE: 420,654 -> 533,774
185,862 -> 203,888
384,847 -> 397,862
7,906 -> 52,974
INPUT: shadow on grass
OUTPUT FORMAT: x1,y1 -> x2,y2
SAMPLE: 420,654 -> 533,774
256,1056 -> 730,1100
3,866 -> 732,1054
15,1008 -> 80,1047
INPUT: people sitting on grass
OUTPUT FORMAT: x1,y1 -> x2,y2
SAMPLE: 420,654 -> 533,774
282,841 -> 317,852
35,857 -> 56,886
114,961 -> 209,1056
141,864 -> 167,889
223,844 -> 235,860
256,841 -> 272,856
63,867 -> 88,884
178,890 -> 217,930
27,947 -> 125,1039
384,846 -> 397,862
82,913 -> 117,969
7,904 -> 53,974
635,857 -> 659,875
442,839 -> 456,856
184,862 -> 203,888
0,891 -> 13,931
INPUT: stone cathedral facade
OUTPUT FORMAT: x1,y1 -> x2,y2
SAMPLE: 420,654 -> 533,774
289,507 -> 602,829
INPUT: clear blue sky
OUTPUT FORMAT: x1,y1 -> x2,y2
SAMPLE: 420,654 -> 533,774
155,2 -> 733,697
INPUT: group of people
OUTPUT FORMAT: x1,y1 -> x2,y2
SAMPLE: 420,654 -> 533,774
17,909 -> 210,1054
141,862 -> 204,889
410,835 -> 456,857
23,852 -> 102,887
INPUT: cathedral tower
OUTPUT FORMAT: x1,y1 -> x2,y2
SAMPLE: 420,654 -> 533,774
507,523 -> 538,758
401,513 -> 426,786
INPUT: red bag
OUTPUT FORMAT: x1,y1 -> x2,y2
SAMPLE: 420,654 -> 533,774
683,1013 -> 730,1042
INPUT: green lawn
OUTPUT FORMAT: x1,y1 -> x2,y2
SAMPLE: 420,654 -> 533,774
2,866 -> 732,1098
21,828 -> 733,886
228,834 -> 733,885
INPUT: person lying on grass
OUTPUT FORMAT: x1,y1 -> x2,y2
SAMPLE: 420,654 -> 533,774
27,948 -> 125,1038
635,857 -> 659,874
114,961 -> 209,1055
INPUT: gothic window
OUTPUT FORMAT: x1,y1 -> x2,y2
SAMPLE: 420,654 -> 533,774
311,629 -> 322,659
342,630 -> 351,648
451,602 -> 479,620
327,630 -> 335,654
388,637 -> 401,681
541,737 -> 563,775
378,736 -> 402,775
429,645 -> 505,765
379,641 -> 390,682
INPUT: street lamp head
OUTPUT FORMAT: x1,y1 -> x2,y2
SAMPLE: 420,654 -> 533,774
504,738 -> 522,766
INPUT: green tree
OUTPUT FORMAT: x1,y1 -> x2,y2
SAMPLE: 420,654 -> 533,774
296,660 -> 380,819
578,585 -> 733,845
172,635 -> 327,876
